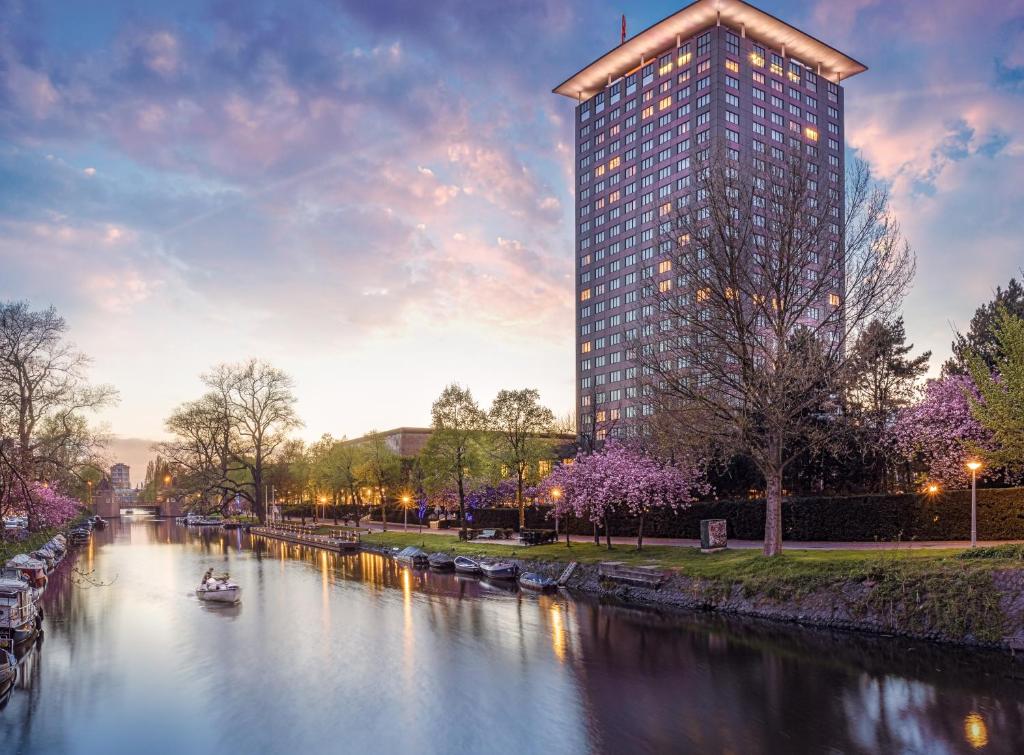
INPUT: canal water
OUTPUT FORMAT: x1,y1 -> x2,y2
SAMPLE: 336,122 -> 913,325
1,518 -> 1022,754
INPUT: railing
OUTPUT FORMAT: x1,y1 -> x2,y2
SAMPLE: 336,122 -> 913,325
250,525 -> 361,551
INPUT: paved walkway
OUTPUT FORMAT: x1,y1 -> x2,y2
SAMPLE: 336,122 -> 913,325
299,517 -> 1021,551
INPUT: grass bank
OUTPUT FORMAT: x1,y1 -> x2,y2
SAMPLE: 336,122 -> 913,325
362,530 -> 1024,648
0,527 -> 66,563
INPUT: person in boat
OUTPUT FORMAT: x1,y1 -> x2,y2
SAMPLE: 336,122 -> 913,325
201,568 -> 213,588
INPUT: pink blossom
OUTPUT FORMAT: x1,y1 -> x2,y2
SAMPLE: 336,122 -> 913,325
892,374 -> 994,487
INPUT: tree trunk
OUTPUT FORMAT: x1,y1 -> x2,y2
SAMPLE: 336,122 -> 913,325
379,483 -> 387,532
517,471 -> 525,531
457,473 -> 467,540
593,520 -> 599,545
637,511 -> 645,551
604,511 -> 612,550
764,467 -> 783,557
333,491 -> 339,525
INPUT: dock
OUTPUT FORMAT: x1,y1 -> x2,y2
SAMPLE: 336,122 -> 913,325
250,524 -> 361,554
598,561 -> 667,589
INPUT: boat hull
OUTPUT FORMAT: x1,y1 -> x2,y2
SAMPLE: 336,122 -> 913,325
480,564 -> 519,580
196,586 -> 241,603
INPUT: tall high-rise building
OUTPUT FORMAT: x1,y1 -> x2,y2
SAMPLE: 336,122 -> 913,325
110,463 -> 130,490
554,0 -> 865,440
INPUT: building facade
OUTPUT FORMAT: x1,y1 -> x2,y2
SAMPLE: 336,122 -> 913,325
110,463 -> 130,489
554,0 -> 865,440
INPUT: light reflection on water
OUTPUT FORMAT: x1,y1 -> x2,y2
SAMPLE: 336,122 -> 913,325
1,518 -> 1022,754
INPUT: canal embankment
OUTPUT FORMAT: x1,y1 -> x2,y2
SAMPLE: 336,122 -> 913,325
355,531 -> 1024,652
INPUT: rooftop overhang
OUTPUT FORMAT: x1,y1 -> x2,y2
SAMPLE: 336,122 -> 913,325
553,0 -> 867,100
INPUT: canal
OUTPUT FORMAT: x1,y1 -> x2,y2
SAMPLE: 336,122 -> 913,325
1,518 -> 1023,754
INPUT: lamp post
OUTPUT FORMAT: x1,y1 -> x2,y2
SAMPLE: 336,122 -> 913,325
401,495 -> 412,531
967,460 -> 982,547
551,488 -> 562,540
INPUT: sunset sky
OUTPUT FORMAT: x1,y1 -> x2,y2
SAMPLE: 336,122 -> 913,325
2,0 -> 1023,472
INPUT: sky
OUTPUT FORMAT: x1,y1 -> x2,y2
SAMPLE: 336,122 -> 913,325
2,0 -> 1023,474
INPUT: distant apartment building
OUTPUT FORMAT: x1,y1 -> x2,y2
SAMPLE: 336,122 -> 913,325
554,0 -> 865,439
111,463 -> 131,489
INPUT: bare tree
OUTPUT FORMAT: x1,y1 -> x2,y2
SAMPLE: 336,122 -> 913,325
0,302 -> 116,526
636,150 -> 914,555
162,359 -> 300,522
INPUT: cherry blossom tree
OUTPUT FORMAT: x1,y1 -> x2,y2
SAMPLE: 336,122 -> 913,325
539,442 -> 707,550
892,374 -> 994,487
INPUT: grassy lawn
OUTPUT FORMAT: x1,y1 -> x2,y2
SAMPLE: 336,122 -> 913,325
360,530 -> 1024,582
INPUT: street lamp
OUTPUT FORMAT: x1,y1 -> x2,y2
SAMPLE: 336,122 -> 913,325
967,460 -> 982,547
551,488 -> 563,542
926,483 -> 939,495
401,494 -> 412,531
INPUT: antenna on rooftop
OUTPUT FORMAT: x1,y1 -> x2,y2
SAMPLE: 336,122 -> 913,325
621,14 -> 627,44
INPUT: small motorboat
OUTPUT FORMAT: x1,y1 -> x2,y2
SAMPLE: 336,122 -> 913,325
480,561 -> 519,580
91,516 -> 107,530
196,517 -> 223,526
30,548 -> 58,573
395,546 -> 429,567
221,522 -> 243,530
427,553 -> 455,570
0,648 -> 16,696
196,570 -> 241,604
453,556 -> 482,575
519,572 -> 558,591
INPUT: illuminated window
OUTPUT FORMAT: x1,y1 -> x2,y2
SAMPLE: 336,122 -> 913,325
608,156 -> 621,169
725,59 -> 739,73
659,202 -> 671,216
659,60 -> 673,76
538,460 -> 551,476
594,164 -> 605,177
581,288 -> 591,301
804,127 -> 819,141
659,279 -> 672,293
696,288 -> 710,302
658,260 -> 672,274
642,106 -> 654,119
581,341 -> 592,353
659,97 -> 671,111
829,293 -> 841,306
750,50 -> 765,68
595,410 -> 606,423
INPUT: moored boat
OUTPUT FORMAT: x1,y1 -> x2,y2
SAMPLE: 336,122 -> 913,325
480,561 -> 519,580
4,555 -> 48,590
0,577 -> 41,649
395,546 -> 429,567
196,569 -> 241,604
427,552 -> 455,570
0,648 -> 16,697
519,572 -> 558,591
91,516 -> 107,530
453,556 -> 482,575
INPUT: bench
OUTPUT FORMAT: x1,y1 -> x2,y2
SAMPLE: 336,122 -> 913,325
520,529 -> 558,546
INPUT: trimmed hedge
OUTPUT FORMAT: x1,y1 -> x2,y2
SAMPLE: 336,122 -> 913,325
370,488 -> 1024,542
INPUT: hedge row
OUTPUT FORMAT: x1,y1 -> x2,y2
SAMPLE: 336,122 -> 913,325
365,488 -> 1024,541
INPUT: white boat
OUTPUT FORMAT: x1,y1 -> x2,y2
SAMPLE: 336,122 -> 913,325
519,572 -> 558,591
453,556 -> 482,574
196,571 -> 241,604
480,561 -> 519,580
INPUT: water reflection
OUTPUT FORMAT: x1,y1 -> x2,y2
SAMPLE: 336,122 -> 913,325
0,518 -> 1021,754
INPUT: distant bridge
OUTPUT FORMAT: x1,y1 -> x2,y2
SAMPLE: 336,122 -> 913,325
93,497 -> 181,519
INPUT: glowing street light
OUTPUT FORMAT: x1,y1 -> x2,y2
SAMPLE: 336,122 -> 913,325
401,494 -> 412,531
967,460 -> 982,547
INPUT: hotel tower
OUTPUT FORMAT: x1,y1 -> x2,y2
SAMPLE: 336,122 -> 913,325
554,0 -> 866,441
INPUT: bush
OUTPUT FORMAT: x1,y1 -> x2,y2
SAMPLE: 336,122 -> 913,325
438,487 -> 1024,542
